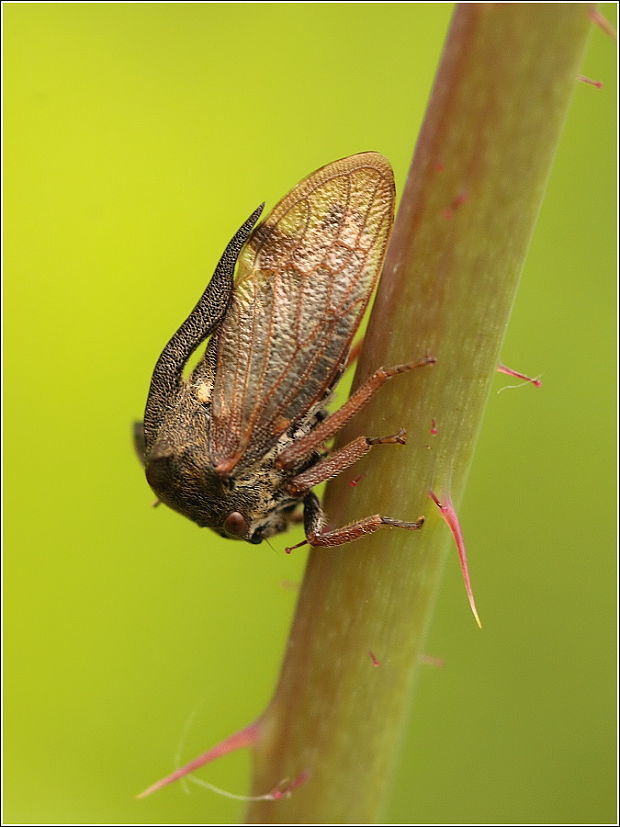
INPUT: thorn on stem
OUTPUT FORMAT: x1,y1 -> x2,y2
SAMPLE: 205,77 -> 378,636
428,490 -> 482,629
576,73 -> 604,89
497,363 -> 542,388
136,721 -> 261,799
589,8 -> 617,40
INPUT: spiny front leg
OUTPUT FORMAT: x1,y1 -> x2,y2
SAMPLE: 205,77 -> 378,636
284,430 -> 407,497
285,491 -> 424,552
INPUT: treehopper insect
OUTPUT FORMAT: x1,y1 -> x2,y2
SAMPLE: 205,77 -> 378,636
135,153 -> 430,548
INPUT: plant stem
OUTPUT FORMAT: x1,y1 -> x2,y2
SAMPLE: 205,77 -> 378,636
246,5 -> 593,822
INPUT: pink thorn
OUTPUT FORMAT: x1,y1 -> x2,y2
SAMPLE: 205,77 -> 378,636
497,363 -> 542,387
428,490 -> 482,628
368,650 -> 381,667
589,8 -> 617,40
349,473 -> 365,488
137,721 -> 260,799
419,653 -> 446,668
442,190 -> 468,219
430,418 -> 438,436
577,73 -> 604,89
269,770 -> 310,800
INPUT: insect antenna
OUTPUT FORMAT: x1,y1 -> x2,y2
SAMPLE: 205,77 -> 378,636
264,537 -> 278,554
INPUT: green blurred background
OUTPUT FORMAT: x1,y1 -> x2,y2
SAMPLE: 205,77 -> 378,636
4,4 -> 616,824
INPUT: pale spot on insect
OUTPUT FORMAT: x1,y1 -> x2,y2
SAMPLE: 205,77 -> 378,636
195,382 -> 211,404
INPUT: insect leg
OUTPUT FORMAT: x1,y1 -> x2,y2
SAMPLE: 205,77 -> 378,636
285,491 -> 424,552
285,430 -> 407,496
143,203 -> 264,448
277,355 -> 435,469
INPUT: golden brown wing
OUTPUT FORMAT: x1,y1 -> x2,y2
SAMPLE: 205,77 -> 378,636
208,152 -> 395,474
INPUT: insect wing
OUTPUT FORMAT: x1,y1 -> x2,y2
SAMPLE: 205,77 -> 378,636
208,153 -> 395,473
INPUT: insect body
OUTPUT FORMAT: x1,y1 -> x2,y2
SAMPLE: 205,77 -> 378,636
136,153 -> 428,548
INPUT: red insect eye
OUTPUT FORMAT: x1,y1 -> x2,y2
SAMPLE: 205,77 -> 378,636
223,511 -> 249,539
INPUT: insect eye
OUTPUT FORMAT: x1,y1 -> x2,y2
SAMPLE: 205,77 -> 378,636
222,511 -> 249,539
